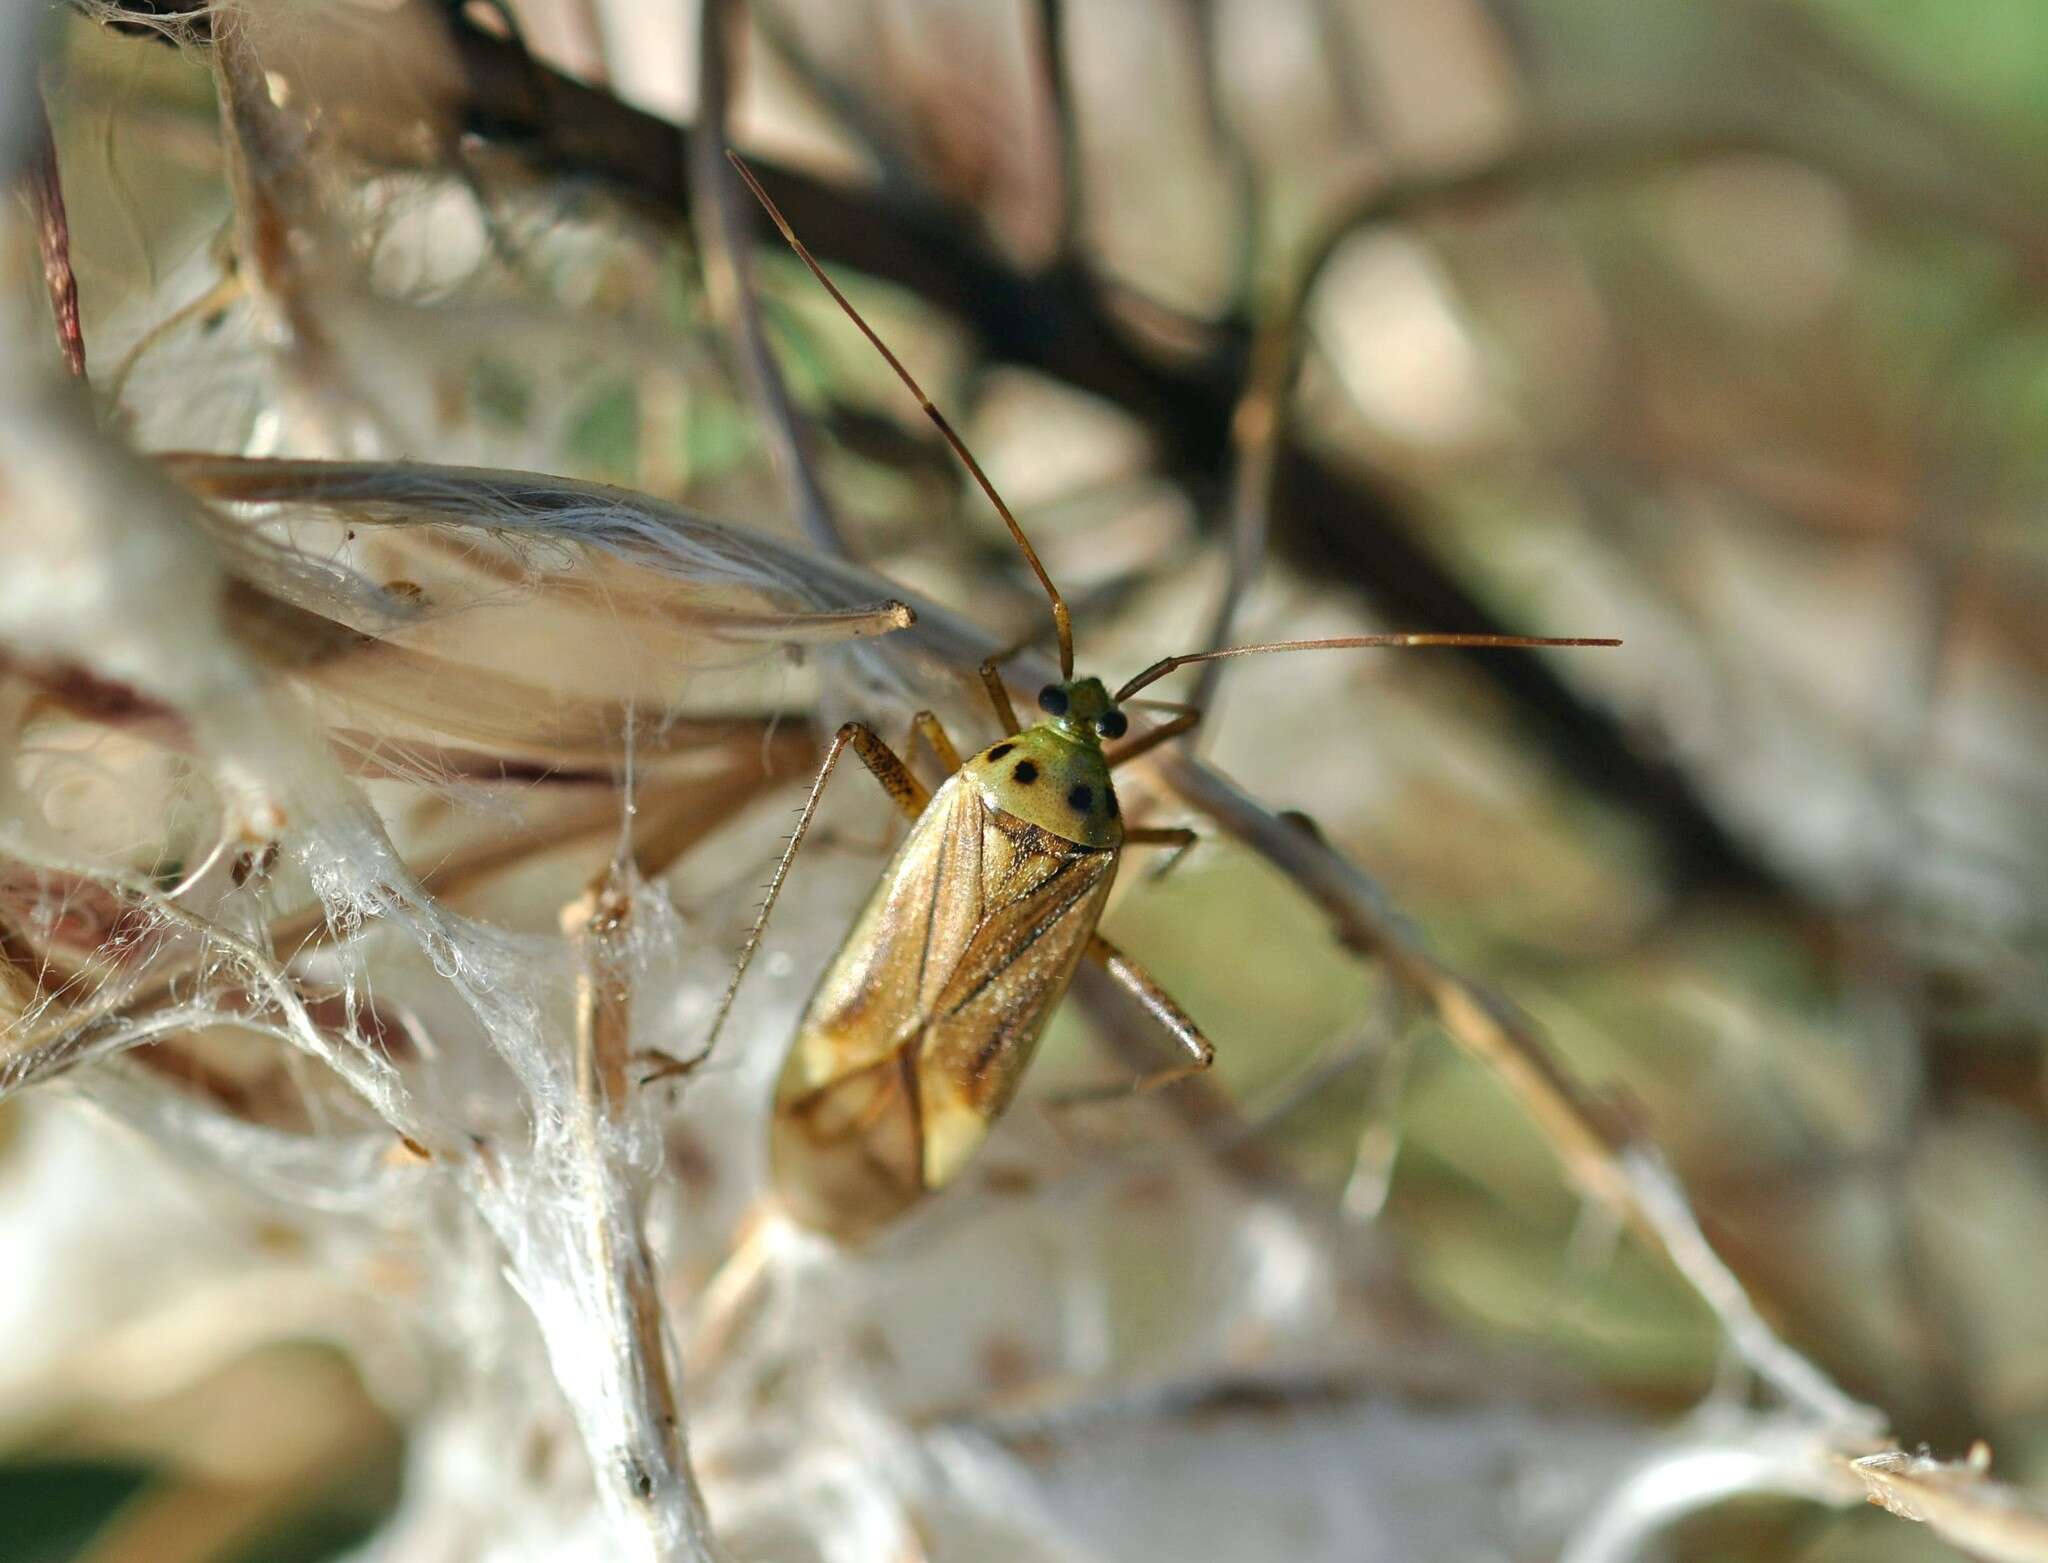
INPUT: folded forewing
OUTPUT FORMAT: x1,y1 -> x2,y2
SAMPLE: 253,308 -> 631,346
772,773 -> 1117,1233
916,817 -> 1115,1186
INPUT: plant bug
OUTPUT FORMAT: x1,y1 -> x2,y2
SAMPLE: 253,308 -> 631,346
695,152 -> 1618,1243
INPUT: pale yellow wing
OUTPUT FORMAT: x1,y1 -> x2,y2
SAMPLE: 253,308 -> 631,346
913,813 -> 1116,1184
770,771 -> 1116,1239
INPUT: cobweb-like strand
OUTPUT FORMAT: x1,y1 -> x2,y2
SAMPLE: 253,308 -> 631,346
2,372 -> 726,1559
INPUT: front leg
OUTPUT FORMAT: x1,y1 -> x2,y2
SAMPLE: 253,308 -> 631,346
905,709 -> 964,775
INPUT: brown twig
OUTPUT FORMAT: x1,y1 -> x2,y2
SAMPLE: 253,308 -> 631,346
561,864 -> 695,1500
1147,745 -> 1884,1435
688,0 -> 848,557
206,4 -> 399,451
1189,318 -> 1289,720
1031,0 -> 1081,255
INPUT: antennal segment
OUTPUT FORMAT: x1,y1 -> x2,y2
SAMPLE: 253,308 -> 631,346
1114,633 -> 1622,703
725,150 -> 1076,678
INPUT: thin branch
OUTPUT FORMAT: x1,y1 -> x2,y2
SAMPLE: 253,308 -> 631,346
560,863 -> 708,1550
1146,745 -> 1885,1437
688,0 -> 848,557
1031,0 -> 1081,255
1183,0 -> 1262,306
1190,318 -> 1288,719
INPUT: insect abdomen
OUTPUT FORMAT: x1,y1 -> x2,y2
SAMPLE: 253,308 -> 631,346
770,1048 -> 926,1239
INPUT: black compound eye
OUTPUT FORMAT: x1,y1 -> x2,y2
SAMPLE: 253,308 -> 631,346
1096,708 -> 1128,740
1038,684 -> 1069,716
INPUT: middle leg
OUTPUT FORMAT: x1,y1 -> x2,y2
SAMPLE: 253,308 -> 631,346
1123,823 -> 1200,880
1046,935 -> 1217,1106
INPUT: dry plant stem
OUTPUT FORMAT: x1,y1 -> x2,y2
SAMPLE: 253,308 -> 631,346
1031,0 -> 1081,253
688,0 -> 848,558
1848,1448 -> 2048,1563
1190,319 -> 1290,720
26,94 -> 86,379
1561,1417 -> 1869,1563
561,864 -> 710,1558
1147,746 -> 1885,1437
207,5 -> 393,451
209,12 -> 326,377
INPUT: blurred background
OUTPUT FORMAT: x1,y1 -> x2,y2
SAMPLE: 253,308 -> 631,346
4,1 -> 2048,1559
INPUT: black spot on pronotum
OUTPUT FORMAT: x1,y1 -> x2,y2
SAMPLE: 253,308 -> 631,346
1068,783 -> 1093,812
1013,760 -> 1039,784
987,742 -> 1015,761
1038,685 -> 1069,716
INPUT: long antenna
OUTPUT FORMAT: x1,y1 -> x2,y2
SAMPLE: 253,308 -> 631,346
725,150 -> 1076,679
1114,634 -> 1621,703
